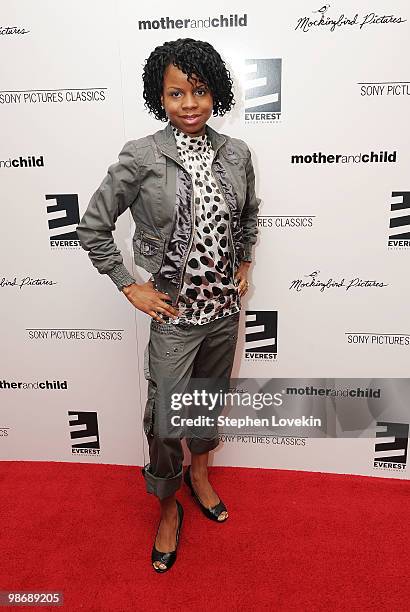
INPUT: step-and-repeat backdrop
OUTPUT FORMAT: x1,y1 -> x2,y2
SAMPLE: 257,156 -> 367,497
2,1 -> 409,480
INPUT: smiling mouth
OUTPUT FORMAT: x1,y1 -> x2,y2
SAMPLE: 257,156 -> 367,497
181,114 -> 201,118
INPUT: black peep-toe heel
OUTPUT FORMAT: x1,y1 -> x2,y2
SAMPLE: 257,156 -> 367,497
184,465 -> 228,523
151,500 -> 184,573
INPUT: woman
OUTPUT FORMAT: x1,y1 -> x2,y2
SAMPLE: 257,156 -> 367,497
77,38 -> 260,572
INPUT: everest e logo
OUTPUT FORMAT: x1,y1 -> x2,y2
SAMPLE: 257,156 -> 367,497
374,421 -> 408,471
69,411 -> 100,454
388,191 -> 410,248
46,193 -> 81,248
245,311 -> 278,361
244,58 -> 281,123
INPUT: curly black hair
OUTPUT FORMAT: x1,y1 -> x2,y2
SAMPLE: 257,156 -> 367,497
142,38 -> 235,121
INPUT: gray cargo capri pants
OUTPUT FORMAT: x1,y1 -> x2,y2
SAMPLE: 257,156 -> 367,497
141,311 -> 240,500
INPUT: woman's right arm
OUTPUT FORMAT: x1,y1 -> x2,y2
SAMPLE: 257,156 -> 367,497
76,141 -> 179,321
76,140 -> 140,291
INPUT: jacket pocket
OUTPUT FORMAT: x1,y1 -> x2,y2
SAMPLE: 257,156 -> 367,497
132,226 -> 166,273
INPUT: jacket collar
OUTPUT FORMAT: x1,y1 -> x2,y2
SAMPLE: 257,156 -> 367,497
153,121 -> 227,160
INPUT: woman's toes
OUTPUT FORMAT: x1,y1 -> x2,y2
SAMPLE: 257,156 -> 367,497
153,561 -> 166,570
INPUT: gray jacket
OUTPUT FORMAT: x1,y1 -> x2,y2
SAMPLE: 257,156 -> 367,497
76,121 -> 260,304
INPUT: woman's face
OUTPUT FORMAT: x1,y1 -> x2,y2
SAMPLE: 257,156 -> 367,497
161,63 -> 213,136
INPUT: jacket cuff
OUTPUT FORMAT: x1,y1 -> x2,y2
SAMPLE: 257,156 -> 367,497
241,243 -> 253,262
107,263 -> 136,291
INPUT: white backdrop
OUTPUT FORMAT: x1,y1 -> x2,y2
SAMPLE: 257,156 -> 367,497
1,1 -> 409,480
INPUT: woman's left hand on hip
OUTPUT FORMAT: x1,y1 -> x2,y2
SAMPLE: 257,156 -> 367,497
235,261 -> 251,297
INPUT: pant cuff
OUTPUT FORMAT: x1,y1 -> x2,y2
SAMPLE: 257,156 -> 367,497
142,463 -> 183,500
187,436 -> 220,454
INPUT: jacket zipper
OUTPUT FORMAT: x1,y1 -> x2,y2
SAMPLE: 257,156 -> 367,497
142,231 -> 160,241
159,149 -> 194,304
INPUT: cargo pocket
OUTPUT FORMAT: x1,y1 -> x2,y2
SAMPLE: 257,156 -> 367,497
143,342 -> 157,436
150,319 -> 186,359
133,227 -> 165,274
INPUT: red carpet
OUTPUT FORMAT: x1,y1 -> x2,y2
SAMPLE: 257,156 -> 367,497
3,461 -> 410,611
